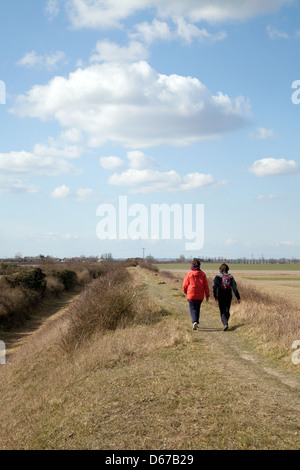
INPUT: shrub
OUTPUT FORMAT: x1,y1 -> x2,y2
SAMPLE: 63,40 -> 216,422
160,270 -> 176,280
54,270 -> 78,291
0,263 -> 18,275
87,264 -> 107,279
76,269 -> 91,286
45,276 -> 65,298
122,258 -> 140,267
5,268 -> 47,295
138,260 -> 159,272
0,283 -> 42,328
60,265 -> 158,353
62,267 -> 129,345
0,263 -> 110,330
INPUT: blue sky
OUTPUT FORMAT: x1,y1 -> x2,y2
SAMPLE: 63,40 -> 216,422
0,0 -> 300,260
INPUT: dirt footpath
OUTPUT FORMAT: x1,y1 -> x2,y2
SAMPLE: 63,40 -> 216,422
137,267 -> 300,449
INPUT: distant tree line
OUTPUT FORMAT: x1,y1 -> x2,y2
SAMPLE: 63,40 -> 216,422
1,253 -> 299,266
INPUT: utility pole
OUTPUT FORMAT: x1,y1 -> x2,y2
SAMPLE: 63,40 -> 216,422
142,248 -> 145,259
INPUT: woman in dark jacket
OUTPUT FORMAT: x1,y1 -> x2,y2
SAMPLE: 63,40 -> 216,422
213,263 -> 241,331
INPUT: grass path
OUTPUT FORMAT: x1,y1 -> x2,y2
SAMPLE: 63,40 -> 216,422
118,267 -> 300,450
0,266 -> 299,450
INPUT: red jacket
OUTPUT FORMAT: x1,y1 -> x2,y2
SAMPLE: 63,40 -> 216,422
183,269 -> 210,301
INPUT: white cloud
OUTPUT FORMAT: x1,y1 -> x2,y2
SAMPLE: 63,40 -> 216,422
157,0 -> 293,23
76,188 -> 96,202
100,156 -> 125,170
44,51 -> 67,69
66,0 -> 293,29
0,179 -> 40,195
100,151 -> 156,172
59,128 -> 83,143
17,50 -> 66,70
51,185 -> 71,198
179,172 -> 219,191
33,143 -> 82,159
132,18 -> 226,45
90,40 -> 148,63
225,238 -> 238,245
51,186 -> 96,201
251,127 -> 276,139
45,0 -> 60,20
11,61 -> 250,148
127,150 -> 157,170
0,150 -> 77,177
0,145 -> 79,196
131,19 -> 173,45
249,158 -> 299,177
108,168 -> 180,193
41,231 -> 79,241
17,51 -> 42,68
256,194 -> 278,200
269,240 -> 300,247
266,25 -> 289,39
66,0 -> 138,29
174,18 -> 226,44
103,150 -> 224,193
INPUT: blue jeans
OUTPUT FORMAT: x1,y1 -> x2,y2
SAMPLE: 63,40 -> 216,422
188,300 -> 203,323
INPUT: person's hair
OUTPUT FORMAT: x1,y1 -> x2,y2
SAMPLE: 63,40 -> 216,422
219,263 -> 229,273
192,258 -> 200,267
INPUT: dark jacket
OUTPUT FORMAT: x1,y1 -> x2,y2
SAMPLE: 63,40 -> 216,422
213,273 -> 240,301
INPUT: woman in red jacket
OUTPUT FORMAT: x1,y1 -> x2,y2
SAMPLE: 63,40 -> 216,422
183,259 -> 210,330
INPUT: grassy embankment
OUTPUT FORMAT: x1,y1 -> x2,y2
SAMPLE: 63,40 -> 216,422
0,260 -> 181,449
0,261 -> 108,330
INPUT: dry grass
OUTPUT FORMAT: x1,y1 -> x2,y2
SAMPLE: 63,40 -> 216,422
0,264 -> 299,450
0,316 -> 190,450
238,274 -> 300,308
162,267 -> 300,362
59,264 -> 171,355
0,264 -> 188,450
230,278 -> 300,360
0,262 -> 109,329
175,268 -> 300,361
0,280 -> 42,328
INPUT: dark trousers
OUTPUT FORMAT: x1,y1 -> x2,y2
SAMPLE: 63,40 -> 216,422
188,300 -> 203,323
218,295 -> 232,326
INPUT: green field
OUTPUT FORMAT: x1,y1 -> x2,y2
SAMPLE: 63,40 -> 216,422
155,263 -> 300,271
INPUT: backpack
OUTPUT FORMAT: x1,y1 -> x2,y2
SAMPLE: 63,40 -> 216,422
220,274 -> 231,290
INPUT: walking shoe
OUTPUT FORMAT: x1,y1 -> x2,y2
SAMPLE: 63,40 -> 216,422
223,325 -> 229,331
193,322 -> 198,330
